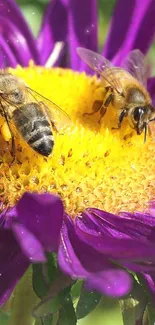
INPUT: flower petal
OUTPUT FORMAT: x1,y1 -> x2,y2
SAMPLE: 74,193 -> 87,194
0,35 -> 18,67
83,208 -> 155,241
58,215 -> 132,297
37,0 -> 68,65
68,0 -> 98,72
12,223 -> 46,262
75,212 -> 155,270
0,229 -> 29,306
0,1 -> 40,64
86,269 -> 133,297
142,273 -> 155,299
103,0 -> 155,65
15,193 -> 63,251
0,17 -> 39,66
58,217 -> 88,278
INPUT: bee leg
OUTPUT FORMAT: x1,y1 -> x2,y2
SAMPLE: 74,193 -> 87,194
98,91 -> 115,124
84,100 -> 103,117
10,135 -> 16,164
112,108 -> 127,130
98,105 -> 107,124
50,120 -> 58,133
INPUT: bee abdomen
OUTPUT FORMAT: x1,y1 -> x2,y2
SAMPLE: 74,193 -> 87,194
13,102 -> 54,156
27,122 -> 54,157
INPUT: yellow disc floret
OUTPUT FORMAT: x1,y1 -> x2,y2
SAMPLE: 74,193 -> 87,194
0,64 -> 154,217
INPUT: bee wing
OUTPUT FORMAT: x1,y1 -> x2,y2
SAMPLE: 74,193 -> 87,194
77,47 -> 124,95
122,49 -> 148,87
26,87 -> 72,132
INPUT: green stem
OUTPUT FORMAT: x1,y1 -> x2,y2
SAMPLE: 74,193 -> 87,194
147,303 -> 155,325
8,266 -> 40,325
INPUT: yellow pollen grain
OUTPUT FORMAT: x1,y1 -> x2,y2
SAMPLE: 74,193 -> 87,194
0,65 -> 154,217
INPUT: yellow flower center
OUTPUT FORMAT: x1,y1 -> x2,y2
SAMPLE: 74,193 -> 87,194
0,64 -> 154,217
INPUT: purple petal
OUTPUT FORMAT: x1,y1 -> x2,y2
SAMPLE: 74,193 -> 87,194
0,1 -> 40,64
68,0 -> 98,72
37,0 -> 68,65
142,273 -> 155,299
0,17 -> 39,66
0,229 -> 29,306
58,215 -> 132,297
15,193 -> 63,251
83,208 -> 155,241
75,213 -> 155,269
86,269 -> 133,297
0,35 -> 18,67
58,217 -> 88,278
148,77 -> 155,106
12,223 -> 46,262
103,0 -> 155,65
2,206 -> 17,228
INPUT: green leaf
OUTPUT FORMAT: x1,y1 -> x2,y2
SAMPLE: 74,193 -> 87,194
147,303 -> 155,325
33,253 -> 58,299
41,315 -> 53,325
57,293 -> 77,325
119,279 -> 147,325
71,281 -> 82,301
0,310 -> 10,324
32,294 -> 61,319
46,253 -> 57,283
137,274 -> 155,325
76,283 -> 102,319
34,315 -> 54,325
32,280 -> 72,319
9,267 -> 40,325
32,264 -> 48,298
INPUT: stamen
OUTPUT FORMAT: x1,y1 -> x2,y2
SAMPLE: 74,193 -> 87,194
45,42 -> 64,68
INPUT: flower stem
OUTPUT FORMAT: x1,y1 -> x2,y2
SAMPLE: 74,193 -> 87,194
8,266 -> 40,325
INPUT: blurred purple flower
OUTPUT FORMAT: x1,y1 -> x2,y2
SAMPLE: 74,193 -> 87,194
58,207 -> 155,298
1,0 -> 155,74
0,192 -> 63,306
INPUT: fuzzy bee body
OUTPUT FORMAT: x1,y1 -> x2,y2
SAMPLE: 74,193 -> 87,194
77,48 -> 155,141
12,102 -> 54,156
0,72 -> 71,158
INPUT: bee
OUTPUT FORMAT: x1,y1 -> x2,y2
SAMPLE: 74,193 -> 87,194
77,47 -> 155,142
0,72 -> 71,159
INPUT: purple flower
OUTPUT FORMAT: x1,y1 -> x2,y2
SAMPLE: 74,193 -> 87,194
1,0 -> 155,305
58,207 -> 155,298
0,193 -> 63,305
2,0 -> 155,72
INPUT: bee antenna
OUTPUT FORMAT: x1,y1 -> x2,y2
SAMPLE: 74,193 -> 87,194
144,123 -> 147,143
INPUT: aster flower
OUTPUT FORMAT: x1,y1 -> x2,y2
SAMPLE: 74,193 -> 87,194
0,61 -> 154,312
1,0 -> 155,323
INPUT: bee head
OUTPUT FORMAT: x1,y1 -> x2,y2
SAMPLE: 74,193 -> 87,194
132,105 -> 155,142
0,74 -> 26,105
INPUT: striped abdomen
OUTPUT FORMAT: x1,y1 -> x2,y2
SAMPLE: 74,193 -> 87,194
12,102 -> 54,156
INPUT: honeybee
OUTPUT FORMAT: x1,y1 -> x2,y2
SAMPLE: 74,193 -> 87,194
77,47 -> 155,142
0,72 -> 71,159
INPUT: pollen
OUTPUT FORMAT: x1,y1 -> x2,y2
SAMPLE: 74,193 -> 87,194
0,65 -> 154,217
